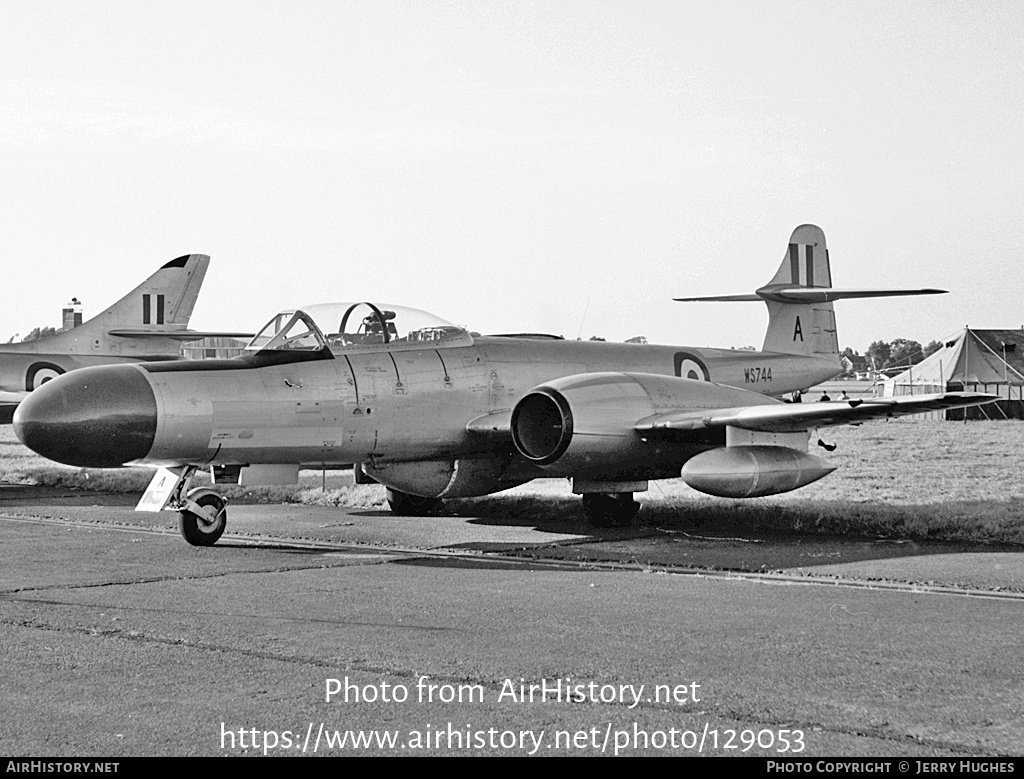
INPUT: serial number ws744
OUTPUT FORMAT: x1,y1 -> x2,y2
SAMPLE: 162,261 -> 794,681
744,367 -> 772,383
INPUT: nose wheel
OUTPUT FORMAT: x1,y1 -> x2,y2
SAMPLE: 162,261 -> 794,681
178,491 -> 228,546
581,492 -> 640,528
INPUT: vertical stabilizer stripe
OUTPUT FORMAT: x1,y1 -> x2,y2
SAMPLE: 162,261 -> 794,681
789,244 -> 799,283
806,245 -> 814,288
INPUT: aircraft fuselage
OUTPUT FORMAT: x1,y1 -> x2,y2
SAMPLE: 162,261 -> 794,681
17,337 -> 838,477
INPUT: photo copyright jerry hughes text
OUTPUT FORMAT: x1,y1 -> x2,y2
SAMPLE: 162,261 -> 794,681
768,761 -> 1015,774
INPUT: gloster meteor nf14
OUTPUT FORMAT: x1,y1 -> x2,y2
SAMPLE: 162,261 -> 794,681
14,225 -> 995,545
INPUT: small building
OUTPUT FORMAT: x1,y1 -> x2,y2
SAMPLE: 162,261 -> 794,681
62,298 -> 83,331
883,328 -> 1024,420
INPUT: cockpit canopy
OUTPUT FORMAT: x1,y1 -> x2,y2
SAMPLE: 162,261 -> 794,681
246,302 -> 474,354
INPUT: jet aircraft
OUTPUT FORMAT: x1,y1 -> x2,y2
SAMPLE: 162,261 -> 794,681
0,254 -> 249,422
13,225 -> 996,545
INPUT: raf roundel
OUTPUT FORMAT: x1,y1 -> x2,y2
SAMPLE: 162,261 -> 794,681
674,352 -> 709,382
25,362 -> 66,391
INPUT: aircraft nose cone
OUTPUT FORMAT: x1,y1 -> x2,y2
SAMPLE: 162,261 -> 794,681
13,365 -> 158,467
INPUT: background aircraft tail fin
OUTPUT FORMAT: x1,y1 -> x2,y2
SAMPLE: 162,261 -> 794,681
59,254 -> 212,356
100,254 -> 210,329
675,225 -> 945,357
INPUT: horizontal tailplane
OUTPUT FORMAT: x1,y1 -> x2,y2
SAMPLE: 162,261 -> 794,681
675,224 -> 946,357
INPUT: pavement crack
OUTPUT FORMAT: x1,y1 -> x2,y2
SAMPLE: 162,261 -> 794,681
0,559 -> 394,597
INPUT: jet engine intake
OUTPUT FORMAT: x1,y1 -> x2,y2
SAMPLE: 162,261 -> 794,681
511,382 -> 647,472
510,372 -> 750,477
510,389 -> 572,465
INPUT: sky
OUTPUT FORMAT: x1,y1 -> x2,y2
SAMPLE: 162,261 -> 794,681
1,0 -> 1022,354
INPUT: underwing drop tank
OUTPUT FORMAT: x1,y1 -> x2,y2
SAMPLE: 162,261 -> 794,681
680,445 -> 835,498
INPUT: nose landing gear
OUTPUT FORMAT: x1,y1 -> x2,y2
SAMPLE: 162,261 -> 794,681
138,465 -> 229,546
178,490 -> 228,546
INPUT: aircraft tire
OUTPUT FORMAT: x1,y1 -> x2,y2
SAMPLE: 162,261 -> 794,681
178,493 -> 227,546
386,488 -> 443,517
581,493 -> 640,529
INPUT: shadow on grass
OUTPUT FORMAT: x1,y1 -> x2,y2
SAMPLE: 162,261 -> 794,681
440,494 -> 1024,572
5,475 -> 1023,574
447,494 -> 1024,542
0,484 -> 140,507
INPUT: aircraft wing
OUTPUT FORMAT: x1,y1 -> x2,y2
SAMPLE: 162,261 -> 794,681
635,392 -> 998,434
108,329 -> 254,341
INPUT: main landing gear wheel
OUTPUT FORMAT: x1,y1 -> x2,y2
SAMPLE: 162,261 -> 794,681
581,492 -> 640,529
178,493 -> 228,546
386,488 -> 443,516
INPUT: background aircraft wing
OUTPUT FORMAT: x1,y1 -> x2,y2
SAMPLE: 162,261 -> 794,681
107,329 -> 254,341
635,392 -> 998,434
0,390 -> 29,404
0,391 -> 29,423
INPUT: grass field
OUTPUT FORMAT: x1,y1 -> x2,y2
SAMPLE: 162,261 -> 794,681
2,420 -> 1022,545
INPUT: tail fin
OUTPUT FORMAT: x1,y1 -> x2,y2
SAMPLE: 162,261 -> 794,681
102,253 -> 209,330
85,253 -> 252,348
0,254 -> 218,363
64,254 -> 214,357
675,224 -> 946,357
760,224 -> 838,356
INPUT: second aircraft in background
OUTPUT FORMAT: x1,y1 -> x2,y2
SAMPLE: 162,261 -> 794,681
0,254 -> 250,422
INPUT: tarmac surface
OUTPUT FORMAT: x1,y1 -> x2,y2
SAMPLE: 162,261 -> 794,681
1,487 -> 1023,757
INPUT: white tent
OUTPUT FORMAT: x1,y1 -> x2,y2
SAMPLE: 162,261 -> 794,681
883,328 -> 1024,419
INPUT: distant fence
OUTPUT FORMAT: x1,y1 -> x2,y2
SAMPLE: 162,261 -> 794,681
946,400 -> 1024,421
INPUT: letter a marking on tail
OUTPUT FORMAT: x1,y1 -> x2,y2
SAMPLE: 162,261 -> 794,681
793,316 -> 803,341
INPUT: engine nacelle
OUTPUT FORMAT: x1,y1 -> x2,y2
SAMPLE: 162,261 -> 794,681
681,445 -> 835,498
363,457 -> 530,499
510,372 -> 773,478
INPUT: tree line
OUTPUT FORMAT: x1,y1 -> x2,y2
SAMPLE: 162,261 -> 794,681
5,326 -> 59,344
842,338 -> 943,375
